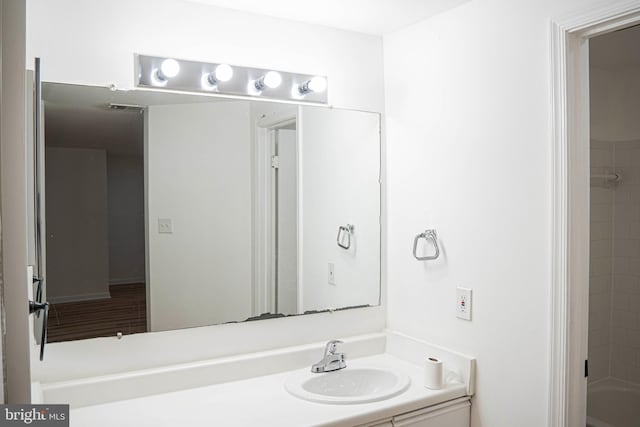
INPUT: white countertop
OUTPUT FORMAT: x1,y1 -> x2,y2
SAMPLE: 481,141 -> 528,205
69,353 -> 468,427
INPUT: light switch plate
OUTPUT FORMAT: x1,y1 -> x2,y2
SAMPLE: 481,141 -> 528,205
158,218 -> 173,234
456,287 -> 472,321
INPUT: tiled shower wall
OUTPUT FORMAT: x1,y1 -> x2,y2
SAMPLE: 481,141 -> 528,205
589,141 -> 614,382
589,140 -> 640,385
610,141 -> 640,384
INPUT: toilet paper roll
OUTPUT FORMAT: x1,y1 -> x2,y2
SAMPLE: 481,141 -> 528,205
424,356 -> 444,390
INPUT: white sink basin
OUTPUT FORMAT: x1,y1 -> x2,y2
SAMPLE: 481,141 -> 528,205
284,367 -> 411,404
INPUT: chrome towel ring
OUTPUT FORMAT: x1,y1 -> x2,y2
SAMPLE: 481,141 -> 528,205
413,229 -> 440,260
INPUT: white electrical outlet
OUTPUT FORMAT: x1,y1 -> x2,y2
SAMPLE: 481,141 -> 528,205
328,263 -> 336,285
158,218 -> 173,234
456,287 -> 472,321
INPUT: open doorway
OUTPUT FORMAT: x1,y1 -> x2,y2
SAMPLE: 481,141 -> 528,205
586,23 -> 640,427
254,108 -> 300,317
550,4 -> 640,426
43,84 -> 146,342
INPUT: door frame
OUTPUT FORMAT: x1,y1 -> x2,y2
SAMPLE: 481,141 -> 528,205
549,1 -> 640,425
253,107 -> 301,316
0,0 -> 32,402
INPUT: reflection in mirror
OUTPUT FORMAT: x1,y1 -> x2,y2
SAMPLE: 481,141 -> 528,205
41,83 -> 381,342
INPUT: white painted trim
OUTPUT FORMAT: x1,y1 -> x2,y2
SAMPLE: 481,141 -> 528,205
295,106 -> 304,312
253,108 -> 299,315
253,125 -> 269,315
549,2 -> 640,426
1,0 -> 32,402
48,292 -> 111,305
143,108 -> 151,329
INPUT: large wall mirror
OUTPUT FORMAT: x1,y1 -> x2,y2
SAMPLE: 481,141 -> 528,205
40,83 -> 381,342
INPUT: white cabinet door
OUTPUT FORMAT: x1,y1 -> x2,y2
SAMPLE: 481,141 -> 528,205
356,418 -> 393,427
359,422 -> 393,427
393,397 -> 470,427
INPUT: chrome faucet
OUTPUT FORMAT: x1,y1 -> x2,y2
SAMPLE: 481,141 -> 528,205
311,340 -> 347,373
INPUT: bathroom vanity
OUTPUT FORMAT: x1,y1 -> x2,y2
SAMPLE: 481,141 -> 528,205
361,398 -> 470,427
34,332 -> 475,427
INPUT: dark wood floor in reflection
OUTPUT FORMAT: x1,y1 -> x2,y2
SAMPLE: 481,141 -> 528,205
47,283 -> 147,343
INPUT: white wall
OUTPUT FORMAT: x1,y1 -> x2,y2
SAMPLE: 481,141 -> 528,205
107,155 -> 145,285
26,0 -> 384,113
382,1 -> 634,426
299,106 -> 380,310
147,101 -> 253,331
45,147 -> 110,302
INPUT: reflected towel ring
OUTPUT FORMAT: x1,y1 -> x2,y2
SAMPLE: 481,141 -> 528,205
413,229 -> 440,260
337,224 -> 355,250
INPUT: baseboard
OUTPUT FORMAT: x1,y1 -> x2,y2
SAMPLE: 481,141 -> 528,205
109,277 -> 145,286
48,292 -> 111,304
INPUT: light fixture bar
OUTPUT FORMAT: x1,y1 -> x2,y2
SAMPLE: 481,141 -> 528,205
135,54 -> 328,104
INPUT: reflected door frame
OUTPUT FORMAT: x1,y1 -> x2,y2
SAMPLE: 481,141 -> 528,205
254,108 -> 302,316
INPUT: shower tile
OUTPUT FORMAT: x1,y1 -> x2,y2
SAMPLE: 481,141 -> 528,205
613,290 -> 631,311
591,148 -> 613,167
628,293 -> 640,311
628,330 -> 640,348
628,222 -> 640,239
611,361 -> 627,379
592,187 -> 612,205
614,275 -> 639,294
612,257 -> 629,275
615,239 -> 640,257
591,223 -> 611,242
629,260 -> 640,276
589,329 -> 609,348
628,365 -> 640,384
616,147 -> 634,168
590,276 -> 611,294
614,221 -> 631,239
591,203 -> 612,222
615,204 -> 639,223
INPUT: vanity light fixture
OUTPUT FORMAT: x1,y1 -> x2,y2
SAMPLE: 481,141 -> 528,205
136,54 -> 328,104
202,64 -> 234,89
206,64 -> 234,86
255,71 -> 282,90
299,76 -> 327,94
157,58 -> 180,81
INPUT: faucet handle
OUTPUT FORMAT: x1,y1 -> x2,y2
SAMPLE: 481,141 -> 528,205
325,340 -> 343,355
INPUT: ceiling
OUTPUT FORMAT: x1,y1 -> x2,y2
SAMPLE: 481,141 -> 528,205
590,24 -> 640,68
182,0 -> 468,35
43,83 -> 230,157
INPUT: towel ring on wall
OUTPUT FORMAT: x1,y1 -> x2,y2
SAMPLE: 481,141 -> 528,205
413,229 -> 440,260
337,224 -> 355,250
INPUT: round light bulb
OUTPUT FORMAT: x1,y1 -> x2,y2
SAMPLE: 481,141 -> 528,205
308,76 -> 327,93
215,64 -> 233,82
263,71 -> 282,89
160,58 -> 180,79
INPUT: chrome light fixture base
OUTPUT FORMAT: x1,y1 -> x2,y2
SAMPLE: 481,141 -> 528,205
135,54 -> 328,104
